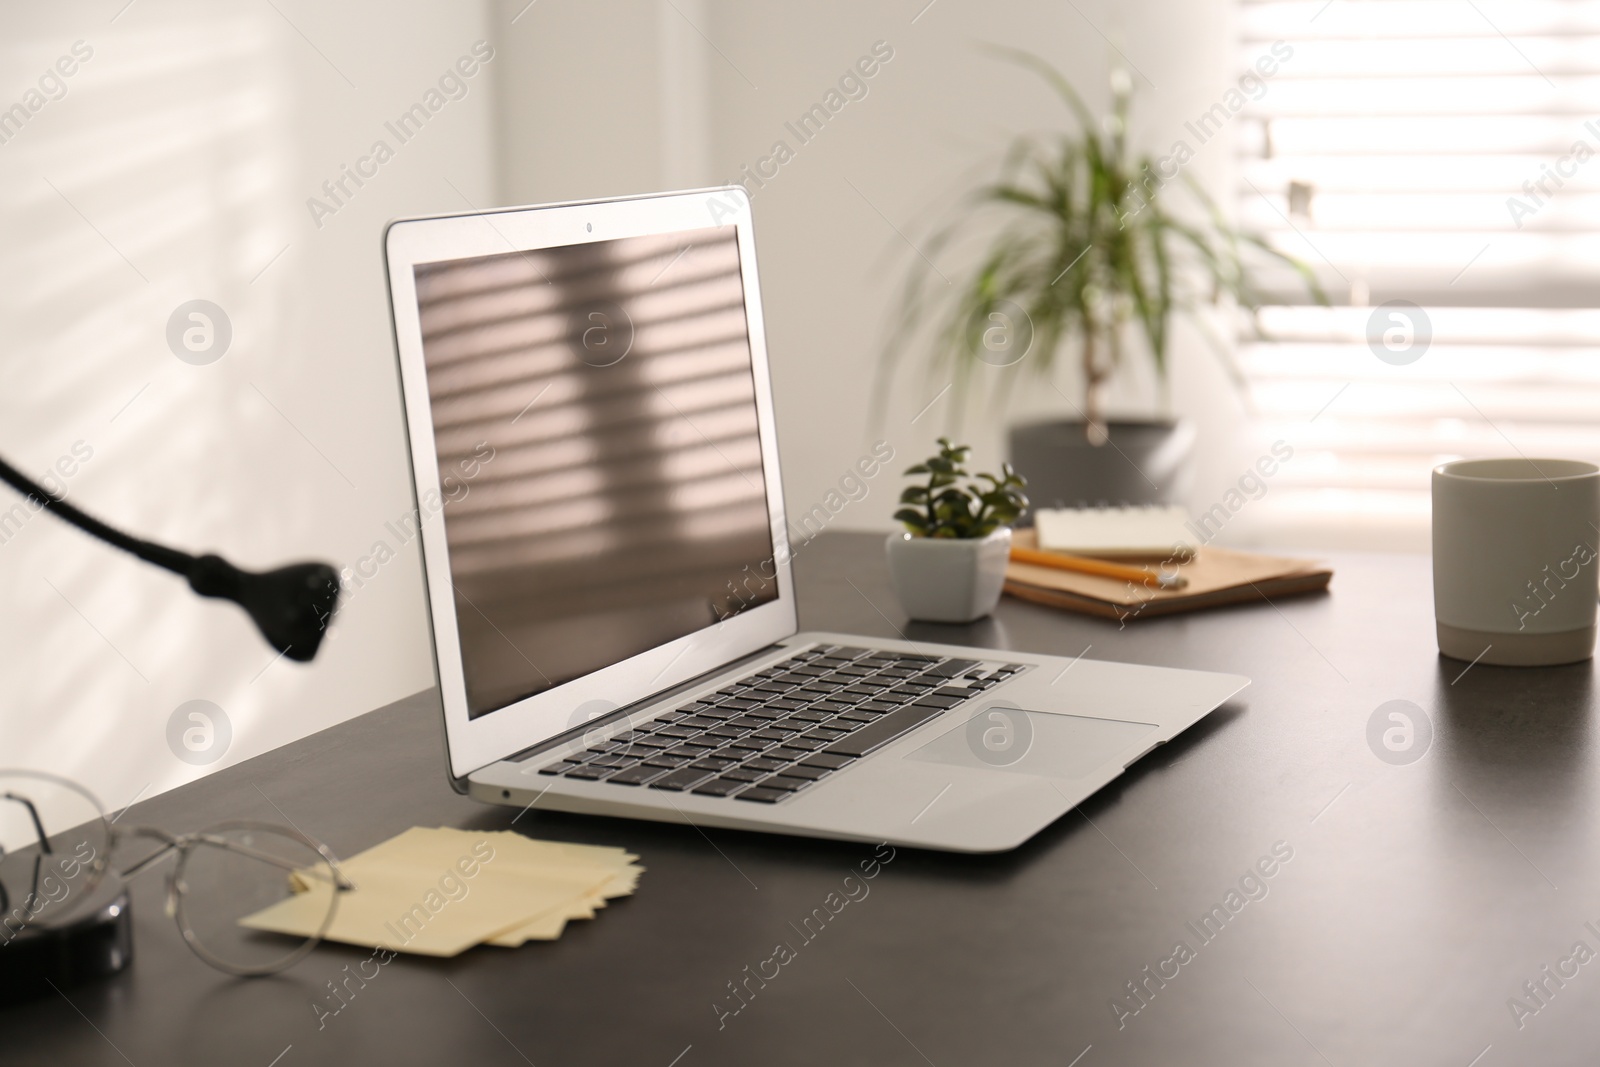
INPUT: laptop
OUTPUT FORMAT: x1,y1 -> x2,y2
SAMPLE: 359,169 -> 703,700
382,187 -> 1247,853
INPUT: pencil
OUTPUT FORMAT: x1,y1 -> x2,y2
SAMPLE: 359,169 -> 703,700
1009,545 -> 1190,590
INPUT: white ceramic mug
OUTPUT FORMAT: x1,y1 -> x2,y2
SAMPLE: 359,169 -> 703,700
1432,458 -> 1600,666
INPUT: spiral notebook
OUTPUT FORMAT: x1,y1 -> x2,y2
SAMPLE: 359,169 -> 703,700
1032,504 -> 1196,560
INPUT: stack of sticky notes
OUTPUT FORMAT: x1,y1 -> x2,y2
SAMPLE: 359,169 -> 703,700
239,827 -> 643,957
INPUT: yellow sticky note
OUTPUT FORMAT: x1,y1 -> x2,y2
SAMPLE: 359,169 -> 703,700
240,828 -> 616,957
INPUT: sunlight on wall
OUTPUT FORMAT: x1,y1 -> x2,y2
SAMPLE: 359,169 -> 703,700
0,1 -> 494,813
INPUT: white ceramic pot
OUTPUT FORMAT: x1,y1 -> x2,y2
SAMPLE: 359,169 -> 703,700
884,527 -> 1012,624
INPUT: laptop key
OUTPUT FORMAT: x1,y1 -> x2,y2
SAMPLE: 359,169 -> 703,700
608,765 -> 668,786
643,753 -> 691,768
801,753 -> 856,770
734,787 -> 787,803
691,757 -> 738,771
650,767 -> 717,791
761,776 -> 813,792
802,728 -> 849,742
765,746 -> 811,762
783,765 -> 831,781
692,778 -> 746,797
859,700 -> 901,712
563,765 -> 612,780
720,698 -> 759,710
825,705 -> 943,758
539,761 -> 583,775
926,659 -> 980,677
723,767 -> 769,782
785,737 -> 827,750
743,757 -> 789,772
912,695 -> 966,710
695,706 -> 742,720
744,707 -> 788,720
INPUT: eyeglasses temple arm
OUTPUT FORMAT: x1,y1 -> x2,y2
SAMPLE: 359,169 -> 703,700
118,839 -> 181,880
2,793 -> 53,855
192,834 -> 355,891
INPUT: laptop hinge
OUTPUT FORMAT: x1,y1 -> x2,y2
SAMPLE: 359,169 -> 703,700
496,642 -> 795,767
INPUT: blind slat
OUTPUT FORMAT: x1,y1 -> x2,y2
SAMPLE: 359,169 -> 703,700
1237,1 -> 1600,543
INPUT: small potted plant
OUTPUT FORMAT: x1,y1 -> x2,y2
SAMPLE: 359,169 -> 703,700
887,438 -> 1028,623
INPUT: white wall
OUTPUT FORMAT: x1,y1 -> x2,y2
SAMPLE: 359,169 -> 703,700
0,0 -> 494,812
2,0 -> 1260,809
495,0 -> 1255,541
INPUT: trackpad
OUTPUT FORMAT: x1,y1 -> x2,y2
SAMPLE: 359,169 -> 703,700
904,705 -> 1159,779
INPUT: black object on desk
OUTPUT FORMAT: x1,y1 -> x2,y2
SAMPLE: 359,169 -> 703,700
0,453 -> 339,661
0,449 -> 341,1006
3,531 -> 1596,1066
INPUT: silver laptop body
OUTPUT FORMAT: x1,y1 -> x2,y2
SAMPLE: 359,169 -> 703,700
383,187 -> 1247,853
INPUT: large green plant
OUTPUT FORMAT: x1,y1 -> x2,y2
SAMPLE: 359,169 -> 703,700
886,49 -> 1323,443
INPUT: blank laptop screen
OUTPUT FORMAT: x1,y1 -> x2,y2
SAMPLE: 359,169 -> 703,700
411,225 -> 778,719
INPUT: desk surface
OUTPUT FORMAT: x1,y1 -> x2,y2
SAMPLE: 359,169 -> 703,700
6,532 -> 1597,1066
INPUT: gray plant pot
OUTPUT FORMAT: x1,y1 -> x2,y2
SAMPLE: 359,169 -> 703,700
884,528 -> 1011,624
1008,418 -> 1195,511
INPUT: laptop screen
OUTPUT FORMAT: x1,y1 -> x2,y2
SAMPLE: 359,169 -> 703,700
411,224 -> 778,719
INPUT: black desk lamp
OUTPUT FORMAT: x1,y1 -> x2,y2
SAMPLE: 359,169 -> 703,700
0,451 -> 340,1002
0,454 -> 340,660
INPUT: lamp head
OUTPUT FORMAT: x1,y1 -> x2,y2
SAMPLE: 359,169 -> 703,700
186,555 -> 340,662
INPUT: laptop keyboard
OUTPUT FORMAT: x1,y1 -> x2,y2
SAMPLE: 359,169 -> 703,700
536,645 -> 1026,804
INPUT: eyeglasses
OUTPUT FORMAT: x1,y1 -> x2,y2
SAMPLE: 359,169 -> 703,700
0,770 -> 352,977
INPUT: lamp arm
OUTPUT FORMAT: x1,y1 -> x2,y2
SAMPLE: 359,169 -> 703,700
0,452 -> 340,662
0,454 -> 194,576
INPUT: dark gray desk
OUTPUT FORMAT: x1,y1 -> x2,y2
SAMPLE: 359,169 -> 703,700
6,532 -> 1596,1066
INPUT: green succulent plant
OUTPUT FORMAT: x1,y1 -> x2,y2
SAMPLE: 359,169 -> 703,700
883,48 -> 1325,444
894,438 -> 1028,539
